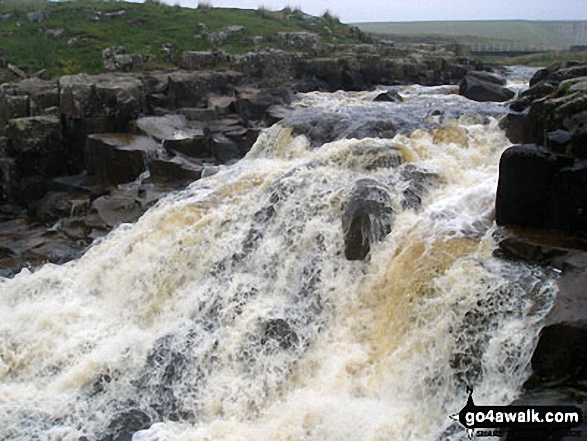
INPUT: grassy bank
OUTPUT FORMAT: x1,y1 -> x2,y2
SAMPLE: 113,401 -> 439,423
0,0 -> 355,81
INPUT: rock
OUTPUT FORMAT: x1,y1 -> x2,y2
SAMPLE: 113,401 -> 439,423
495,236 -> 570,266
209,133 -> 241,163
85,193 -> 143,229
276,32 -> 321,50
262,319 -> 299,349
181,50 -> 230,71
529,266 -> 587,386
208,95 -> 236,115
495,144 -> 574,230
104,409 -> 151,441
137,115 -> 209,158
546,129 -> 573,153
458,75 -> 515,102
31,191 -> 91,225
165,71 -> 242,109
499,110 -> 532,145
149,156 -> 204,186
0,158 -> 18,202
342,179 -> 394,261
102,45 -> 126,60
44,27 -> 65,38
26,10 -> 52,24
373,90 -> 403,102
85,134 -> 159,186
467,70 -> 507,86
235,87 -> 291,124
7,63 -> 27,80
33,69 -> 51,81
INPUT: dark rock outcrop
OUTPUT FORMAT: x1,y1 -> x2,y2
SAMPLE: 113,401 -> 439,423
459,75 -> 515,102
342,179 -> 394,261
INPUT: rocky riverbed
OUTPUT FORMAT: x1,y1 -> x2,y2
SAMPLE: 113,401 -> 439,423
0,42 -> 483,277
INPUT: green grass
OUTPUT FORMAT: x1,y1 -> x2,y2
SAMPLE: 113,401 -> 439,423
354,20 -> 577,50
0,0 -> 357,81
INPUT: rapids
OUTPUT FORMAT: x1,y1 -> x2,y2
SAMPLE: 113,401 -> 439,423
0,69 -> 557,441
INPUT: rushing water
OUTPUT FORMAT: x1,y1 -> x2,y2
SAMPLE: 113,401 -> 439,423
0,69 -> 557,441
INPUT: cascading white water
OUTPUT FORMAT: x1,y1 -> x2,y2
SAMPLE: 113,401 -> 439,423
0,73 -> 557,441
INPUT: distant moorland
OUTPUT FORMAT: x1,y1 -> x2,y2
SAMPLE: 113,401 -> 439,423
355,20 -> 587,51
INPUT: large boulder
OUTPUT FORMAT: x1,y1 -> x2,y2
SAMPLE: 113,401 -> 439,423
342,179 -> 394,261
459,75 -> 515,102
85,134 -> 159,186
495,144 -> 576,230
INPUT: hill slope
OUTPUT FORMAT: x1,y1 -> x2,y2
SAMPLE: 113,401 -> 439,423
354,20 -> 587,50
0,0 -> 355,81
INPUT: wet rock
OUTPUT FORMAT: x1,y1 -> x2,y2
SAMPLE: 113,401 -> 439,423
499,110 -> 532,145
342,179 -> 393,261
85,134 -> 158,186
262,319 -> 299,350
0,158 -> 18,202
103,409 -> 151,441
372,90 -> 403,102
31,191 -> 91,225
529,266 -> 587,386
235,87 -> 291,124
468,70 -> 507,86
210,133 -> 241,163
208,95 -> 236,115
85,193 -> 143,229
400,164 -> 439,210
137,115 -> 209,158
546,129 -> 573,153
495,144 -> 574,230
495,236 -> 570,266
459,75 -> 515,102
149,156 -> 204,186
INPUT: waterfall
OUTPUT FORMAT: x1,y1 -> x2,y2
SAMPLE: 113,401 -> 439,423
0,77 -> 556,441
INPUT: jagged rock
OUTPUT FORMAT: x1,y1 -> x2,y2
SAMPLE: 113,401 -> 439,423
85,134 -> 159,186
373,90 -> 403,102
459,75 -> 515,102
0,158 -> 18,202
342,179 -> 393,261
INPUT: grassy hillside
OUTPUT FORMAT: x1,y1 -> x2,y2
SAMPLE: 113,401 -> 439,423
0,0 -> 355,81
355,20 -> 581,50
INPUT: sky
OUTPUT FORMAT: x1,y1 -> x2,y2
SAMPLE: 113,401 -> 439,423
139,0 -> 587,23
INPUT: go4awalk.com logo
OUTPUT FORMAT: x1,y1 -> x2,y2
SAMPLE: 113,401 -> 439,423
449,390 -> 584,439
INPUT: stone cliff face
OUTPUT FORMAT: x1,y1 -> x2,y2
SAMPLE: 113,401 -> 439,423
495,63 -> 587,441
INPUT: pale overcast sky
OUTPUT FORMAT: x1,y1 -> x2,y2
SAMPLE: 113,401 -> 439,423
144,0 -> 587,23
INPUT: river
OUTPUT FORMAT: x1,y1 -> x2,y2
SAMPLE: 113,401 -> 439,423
0,68 -> 558,441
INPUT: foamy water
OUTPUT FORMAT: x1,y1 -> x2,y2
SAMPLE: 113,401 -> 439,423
0,76 -> 556,441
